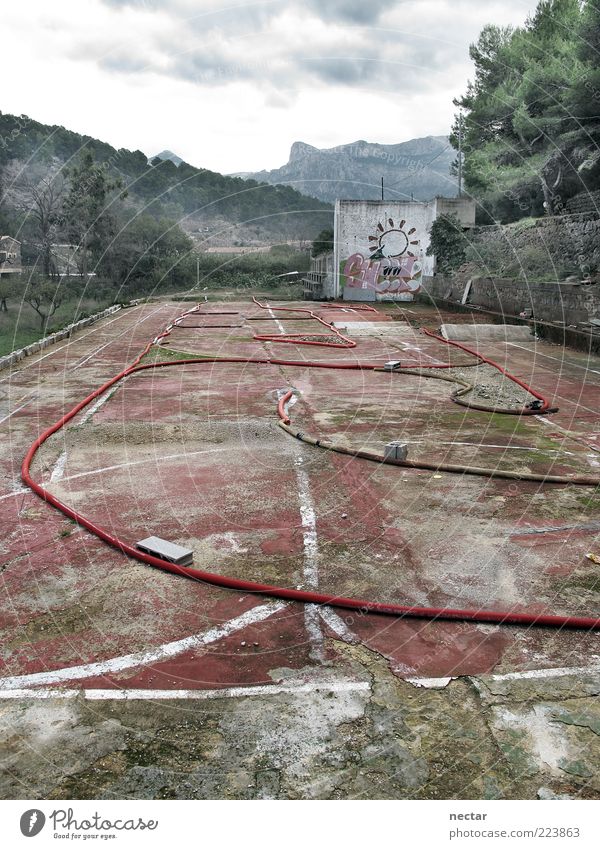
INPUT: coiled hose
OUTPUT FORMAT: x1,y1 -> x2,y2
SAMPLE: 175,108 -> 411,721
20,302 -> 600,630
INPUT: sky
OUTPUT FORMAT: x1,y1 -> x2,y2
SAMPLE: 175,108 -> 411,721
1,0 -> 533,175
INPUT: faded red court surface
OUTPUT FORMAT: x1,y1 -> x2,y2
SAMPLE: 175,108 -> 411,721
0,302 -> 600,799
1,298 -> 600,799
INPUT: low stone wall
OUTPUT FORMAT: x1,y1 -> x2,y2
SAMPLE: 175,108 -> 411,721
0,304 -> 122,372
466,213 -> 600,277
421,275 -> 600,326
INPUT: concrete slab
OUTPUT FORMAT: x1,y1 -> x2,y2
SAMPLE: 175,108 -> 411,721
1,298 -> 600,799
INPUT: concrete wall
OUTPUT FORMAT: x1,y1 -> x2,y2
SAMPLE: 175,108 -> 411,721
333,197 -> 475,301
421,275 -> 600,326
466,213 -> 600,277
0,305 -> 122,373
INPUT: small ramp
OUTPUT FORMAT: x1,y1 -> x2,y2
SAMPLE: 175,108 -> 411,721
440,323 -> 533,343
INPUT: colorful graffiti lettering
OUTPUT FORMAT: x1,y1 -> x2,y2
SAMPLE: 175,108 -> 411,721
343,252 -> 422,294
342,217 -> 423,294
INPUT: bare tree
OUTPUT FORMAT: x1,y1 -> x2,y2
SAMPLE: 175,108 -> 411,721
25,275 -> 64,331
22,174 -> 65,277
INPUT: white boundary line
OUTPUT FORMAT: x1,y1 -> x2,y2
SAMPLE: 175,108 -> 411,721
506,341 -> 600,376
267,306 -> 286,335
0,680 -> 370,701
56,446 -> 230,484
485,662 -> 600,682
0,399 -> 35,426
292,445 -> 325,662
0,602 -> 286,690
0,304 -> 167,386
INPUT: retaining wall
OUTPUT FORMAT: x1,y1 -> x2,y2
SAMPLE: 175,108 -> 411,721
422,275 -> 600,326
0,305 -> 122,373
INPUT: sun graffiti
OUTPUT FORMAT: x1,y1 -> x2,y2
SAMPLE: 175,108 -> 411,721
368,218 -> 420,260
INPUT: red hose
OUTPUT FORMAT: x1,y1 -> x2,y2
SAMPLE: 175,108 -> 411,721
251,296 -> 356,348
20,303 -> 596,631
423,328 -> 552,414
278,389 -> 294,425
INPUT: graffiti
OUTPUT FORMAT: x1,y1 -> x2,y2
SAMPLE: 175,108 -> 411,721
343,217 -> 422,294
343,253 -> 422,293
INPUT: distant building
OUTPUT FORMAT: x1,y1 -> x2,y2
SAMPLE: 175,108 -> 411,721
0,236 -> 22,276
332,196 -> 476,301
50,244 -> 93,277
303,252 -> 335,300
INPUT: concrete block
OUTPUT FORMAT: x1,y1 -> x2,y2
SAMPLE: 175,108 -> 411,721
136,536 -> 194,566
384,442 -> 409,462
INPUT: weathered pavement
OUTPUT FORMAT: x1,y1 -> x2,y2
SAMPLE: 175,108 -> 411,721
1,299 -> 600,799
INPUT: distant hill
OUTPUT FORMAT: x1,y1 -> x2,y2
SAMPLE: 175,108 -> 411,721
234,137 -> 457,203
151,149 -> 184,166
0,112 -> 332,244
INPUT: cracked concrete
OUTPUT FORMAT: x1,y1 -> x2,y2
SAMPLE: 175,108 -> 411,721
2,642 -> 600,799
2,299 -> 600,799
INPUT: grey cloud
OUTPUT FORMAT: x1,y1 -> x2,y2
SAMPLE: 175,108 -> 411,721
90,0 -> 507,95
303,0 -> 384,24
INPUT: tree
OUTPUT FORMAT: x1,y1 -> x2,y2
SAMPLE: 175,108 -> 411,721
0,276 -> 17,312
311,227 -> 334,257
21,174 -> 64,277
62,150 -> 123,278
451,0 -> 586,222
100,213 -> 193,291
426,215 -> 468,274
24,275 -> 64,331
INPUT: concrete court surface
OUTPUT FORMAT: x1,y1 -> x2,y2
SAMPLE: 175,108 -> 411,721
1,297 -> 600,800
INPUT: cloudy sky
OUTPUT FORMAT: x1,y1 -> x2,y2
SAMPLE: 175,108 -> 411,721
1,0 -> 532,174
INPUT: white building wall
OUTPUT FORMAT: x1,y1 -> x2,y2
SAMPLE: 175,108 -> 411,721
333,198 -> 475,300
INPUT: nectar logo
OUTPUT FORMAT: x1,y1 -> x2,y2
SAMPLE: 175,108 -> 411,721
20,809 -> 46,837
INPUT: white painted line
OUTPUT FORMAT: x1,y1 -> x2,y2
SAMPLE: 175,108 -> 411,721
0,305 -> 165,385
445,441 -> 574,454
401,343 -> 440,364
73,338 -> 117,369
506,342 -> 600,376
292,449 -> 324,661
0,601 -> 287,690
0,399 -> 34,426
72,306 -> 167,369
319,607 -> 359,644
267,307 -> 285,335
0,488 -> 29,503
0,680 -> 371,701
401,662 -> 600,690
49,450 -> 68,483
56,446 -> 230,485
405,676 -> 454,689
293,455 -> 319,587
535,415 -> 600,454
484,662 -> 600,683
0,310 -> 131,384
78,386 -> 118,426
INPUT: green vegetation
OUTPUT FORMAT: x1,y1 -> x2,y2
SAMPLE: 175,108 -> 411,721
0,112 -> 316,356
0,278 -> 115,357
426,214 -> 468,273
0,111 -> 332,240
311,227 -> 334,257
191,246 -> 309,293
453,0 -> 600,222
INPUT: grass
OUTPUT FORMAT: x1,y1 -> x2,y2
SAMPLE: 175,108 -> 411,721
0,296 -> 115,357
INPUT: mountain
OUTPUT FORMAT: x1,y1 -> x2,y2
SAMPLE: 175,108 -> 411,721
234,137 -> 457,203
0,112 -> 332,244
151,149 -> 184,166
